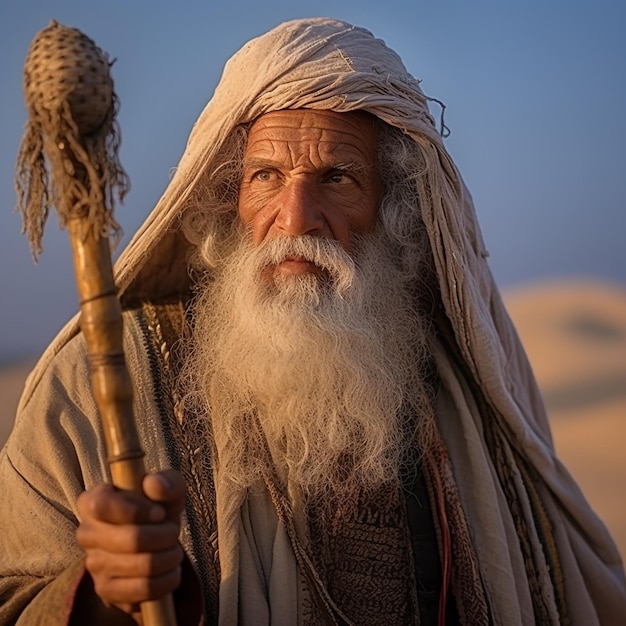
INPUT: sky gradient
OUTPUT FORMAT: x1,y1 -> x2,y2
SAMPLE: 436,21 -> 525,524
0,1 -> 624,360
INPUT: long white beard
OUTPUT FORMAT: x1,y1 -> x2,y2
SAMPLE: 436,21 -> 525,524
182,230 -> 435,503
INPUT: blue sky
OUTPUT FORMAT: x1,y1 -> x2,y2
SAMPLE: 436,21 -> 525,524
0,1 -> 624,360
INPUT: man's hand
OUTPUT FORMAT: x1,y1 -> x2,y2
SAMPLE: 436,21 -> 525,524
76,470 -> 186,614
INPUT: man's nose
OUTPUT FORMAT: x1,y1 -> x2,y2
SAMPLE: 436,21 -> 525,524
274,180 -> 325,236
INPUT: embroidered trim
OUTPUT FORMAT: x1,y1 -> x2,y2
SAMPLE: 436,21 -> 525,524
136,300 -> 221,623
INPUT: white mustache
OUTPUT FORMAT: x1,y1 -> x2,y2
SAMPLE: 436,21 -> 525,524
252,235 -> 357,293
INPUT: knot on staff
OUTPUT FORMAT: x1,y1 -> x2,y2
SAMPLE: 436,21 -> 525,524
15,19 -> 129,259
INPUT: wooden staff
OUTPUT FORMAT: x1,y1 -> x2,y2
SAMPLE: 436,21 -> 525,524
15,20 -> 177,626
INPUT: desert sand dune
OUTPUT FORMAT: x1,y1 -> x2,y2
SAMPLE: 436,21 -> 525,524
1,279 -> 624,559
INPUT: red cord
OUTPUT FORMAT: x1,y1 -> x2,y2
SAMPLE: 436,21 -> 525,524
436,474 -> 451,626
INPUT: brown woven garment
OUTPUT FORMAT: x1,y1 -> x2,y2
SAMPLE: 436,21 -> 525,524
265,424 -> 491,626
303,481 -> 421,625
254,437 -> 421,626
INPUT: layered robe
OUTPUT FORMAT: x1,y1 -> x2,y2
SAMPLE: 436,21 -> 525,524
1,17 -> 624,625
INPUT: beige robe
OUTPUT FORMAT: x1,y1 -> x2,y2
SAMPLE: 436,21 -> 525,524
2,16 -> 625,625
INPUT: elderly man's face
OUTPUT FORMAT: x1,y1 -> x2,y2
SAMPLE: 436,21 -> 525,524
238,109 -> 382,279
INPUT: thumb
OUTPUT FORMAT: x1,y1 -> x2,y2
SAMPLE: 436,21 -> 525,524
142,470 -> 186,521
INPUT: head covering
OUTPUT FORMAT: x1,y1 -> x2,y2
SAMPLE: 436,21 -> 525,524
19,17 -> 625,623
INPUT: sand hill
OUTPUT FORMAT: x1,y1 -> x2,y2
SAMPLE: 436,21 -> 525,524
1,279 -> 624,558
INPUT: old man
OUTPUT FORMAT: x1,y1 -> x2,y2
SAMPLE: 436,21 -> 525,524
1,17 -> 624,626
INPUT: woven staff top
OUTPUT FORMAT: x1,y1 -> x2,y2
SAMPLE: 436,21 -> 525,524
15,20 -> 129,258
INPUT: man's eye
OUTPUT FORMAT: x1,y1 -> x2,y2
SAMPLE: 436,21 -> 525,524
253,170 -> 274,182
326,170 -> 349,184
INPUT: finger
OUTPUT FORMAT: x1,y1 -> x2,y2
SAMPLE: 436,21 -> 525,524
92,566 -> 182,606
78,484 -> 165,525
85,544 -> 183,578
77,518 -> 180,553
142,470 -> 186,520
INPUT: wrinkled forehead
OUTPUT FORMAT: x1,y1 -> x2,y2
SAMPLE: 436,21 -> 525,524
245,109 -> 380,162
249,109 -> 379,133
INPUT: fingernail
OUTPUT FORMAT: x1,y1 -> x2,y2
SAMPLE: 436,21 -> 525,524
149,473 -> 171,490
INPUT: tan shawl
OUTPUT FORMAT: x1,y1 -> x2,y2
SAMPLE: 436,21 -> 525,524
15,16 -> 626,624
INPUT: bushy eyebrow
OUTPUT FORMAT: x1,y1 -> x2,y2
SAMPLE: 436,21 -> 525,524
330,161 -> 369,176
241,157 -> 279,171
